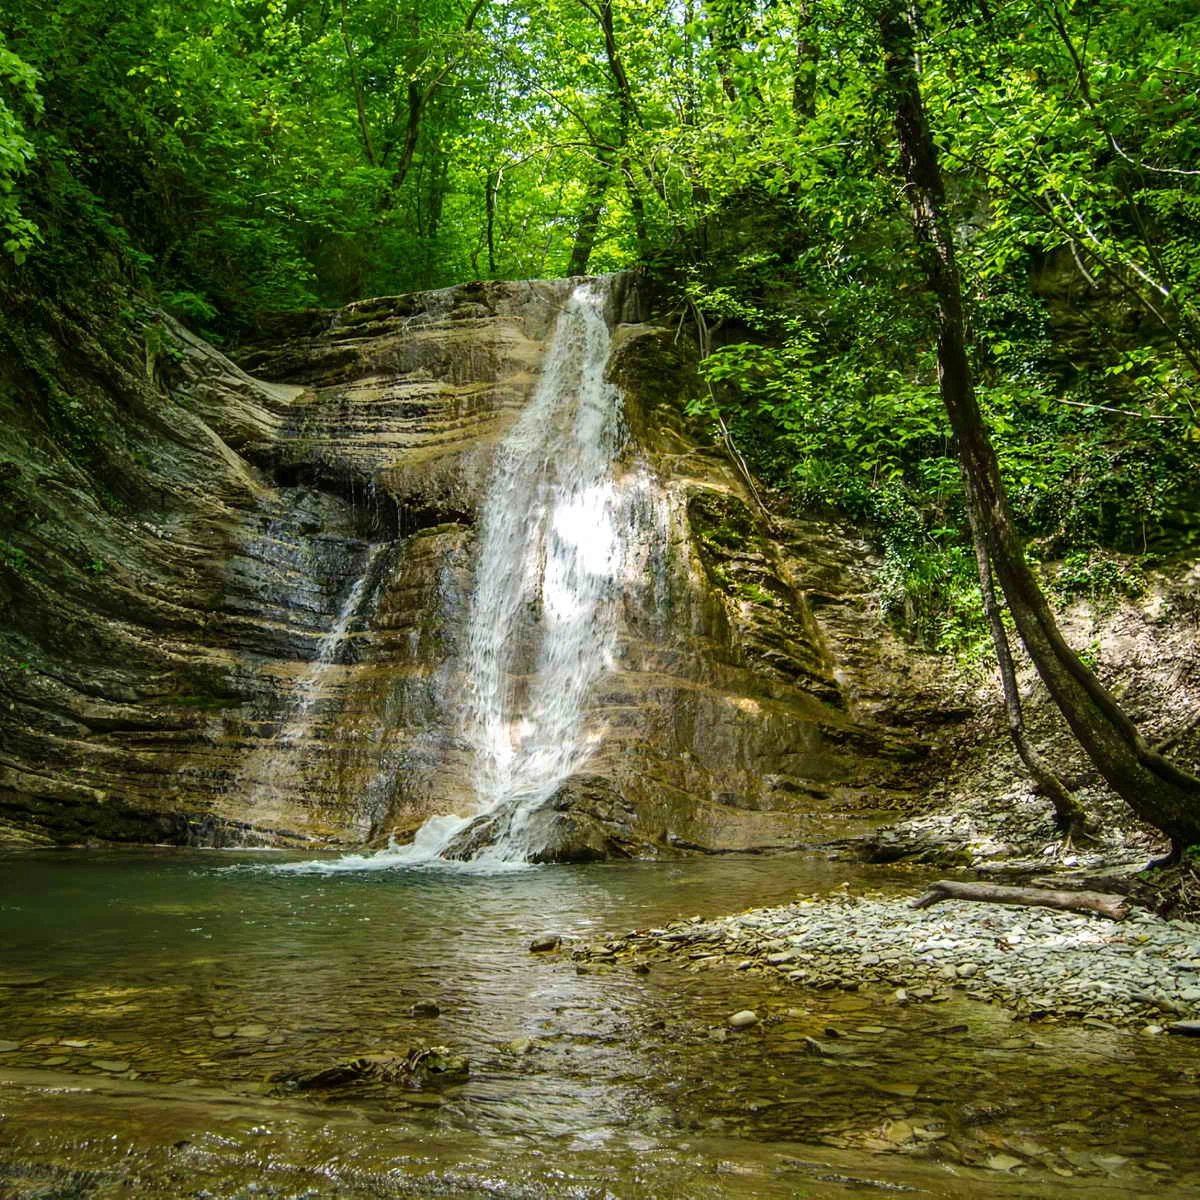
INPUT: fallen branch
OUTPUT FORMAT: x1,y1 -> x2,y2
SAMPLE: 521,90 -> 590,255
910,880 -> 1130,921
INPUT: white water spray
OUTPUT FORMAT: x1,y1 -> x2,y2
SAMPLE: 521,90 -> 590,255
291,277 -> 656,873
452,279 -> 638,860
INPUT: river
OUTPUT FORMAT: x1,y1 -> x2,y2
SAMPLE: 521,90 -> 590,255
2,847 -> 1198,1197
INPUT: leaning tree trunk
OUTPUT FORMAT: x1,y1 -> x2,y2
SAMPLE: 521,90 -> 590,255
877,1 -> 1200,852
966,504 -> 1091,839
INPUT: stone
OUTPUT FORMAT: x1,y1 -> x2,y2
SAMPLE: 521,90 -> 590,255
91,1059 -> 131,1072
290,1047 -> 469,1090
985,1154 -> 1023,1172
0,1040 -> 20,1052
1167,1021 -> 1200,1036
234,1024 -> 270,1039
882,1120 -> 914,1144
728,1010 -> 759,1029
408,1001 -> 441,1018
529,934 -> 561,953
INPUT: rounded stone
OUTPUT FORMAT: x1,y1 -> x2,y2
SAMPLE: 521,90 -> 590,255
728,1010 -> 759,1029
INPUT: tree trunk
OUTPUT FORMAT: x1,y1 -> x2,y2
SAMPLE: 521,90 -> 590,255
567,162 -> 612,276
877,1 -> 1200,851
967,503 -> 1091,839
484,168 -> 499,276
792,1 -> 817,120
339,0 -> 378,167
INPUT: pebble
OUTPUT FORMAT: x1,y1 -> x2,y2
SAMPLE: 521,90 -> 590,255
0,1040 -> 20,1052
589,889 -> 1200,1030
728,1010 -> 759,1029
986,1153 -> 1024,1172
91,1059 -> 130,1072
409,1001 -> 441,1018
529,934 -> 561,953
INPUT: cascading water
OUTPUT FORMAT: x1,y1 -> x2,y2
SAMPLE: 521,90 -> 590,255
325,276 -> 659,871
454,279 -> 635,858
246,541 -> 389,815
283,542 -> 389,737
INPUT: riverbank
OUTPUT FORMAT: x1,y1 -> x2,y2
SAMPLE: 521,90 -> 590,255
574,886 -> 1200,1031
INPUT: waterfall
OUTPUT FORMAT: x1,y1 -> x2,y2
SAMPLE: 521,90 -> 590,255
451,278 -> 634,861
275,275 -> 657,875
358,276 -> 653,870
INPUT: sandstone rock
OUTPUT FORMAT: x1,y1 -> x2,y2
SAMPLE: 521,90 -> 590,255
15,279 -> 1177,859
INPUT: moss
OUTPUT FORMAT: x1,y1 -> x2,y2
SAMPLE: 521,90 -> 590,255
687,491 -> 759,557
733,580 -> 778,607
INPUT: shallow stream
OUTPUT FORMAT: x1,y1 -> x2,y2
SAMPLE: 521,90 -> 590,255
2,848 -> 1198,1197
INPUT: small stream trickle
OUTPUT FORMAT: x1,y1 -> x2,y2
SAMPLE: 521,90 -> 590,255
239,539 -> 393,827
280,541 -> 389,738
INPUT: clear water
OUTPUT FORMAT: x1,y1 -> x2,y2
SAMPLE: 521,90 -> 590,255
1,848 -> 1198,1198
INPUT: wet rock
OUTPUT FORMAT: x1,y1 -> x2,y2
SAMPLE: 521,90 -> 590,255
728,1010 -> 759,1029
286,1047 -> 469,1090
1167,1021 -> 1200,1036
409,1001 -> 441,1018
882,1119 -> 914,1144
0,973 -> 50,989
985,1154 -> 1024,1172
0,1040 -> 20,1052
529,934 -> 561,953
91,1060 -> 131,1072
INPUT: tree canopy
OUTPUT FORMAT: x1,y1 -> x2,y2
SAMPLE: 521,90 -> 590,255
2,0 -> 1197,679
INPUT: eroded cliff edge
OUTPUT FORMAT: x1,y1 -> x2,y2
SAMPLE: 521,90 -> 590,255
3,276 -> 1186,858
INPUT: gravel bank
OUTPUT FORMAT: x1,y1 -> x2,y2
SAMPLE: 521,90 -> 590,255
580,889 -> 1200,1031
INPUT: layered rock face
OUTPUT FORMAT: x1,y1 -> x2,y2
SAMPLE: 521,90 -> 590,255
0,278 -> 960,855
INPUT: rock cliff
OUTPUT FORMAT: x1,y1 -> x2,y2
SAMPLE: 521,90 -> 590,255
0,277 -> 1019,854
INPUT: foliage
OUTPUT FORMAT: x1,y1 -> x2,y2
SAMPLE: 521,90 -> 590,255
0,0 -> 1196,648
0,32 -> 40,262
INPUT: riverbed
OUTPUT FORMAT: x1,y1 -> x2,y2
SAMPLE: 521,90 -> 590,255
2,847 -> 1199,1197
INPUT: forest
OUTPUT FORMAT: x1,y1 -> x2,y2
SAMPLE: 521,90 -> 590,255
4,0 -> 1197,608
4,4 -> 1200,1192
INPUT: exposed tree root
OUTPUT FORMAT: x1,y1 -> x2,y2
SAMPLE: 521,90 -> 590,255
1126,860 -> 1200,920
